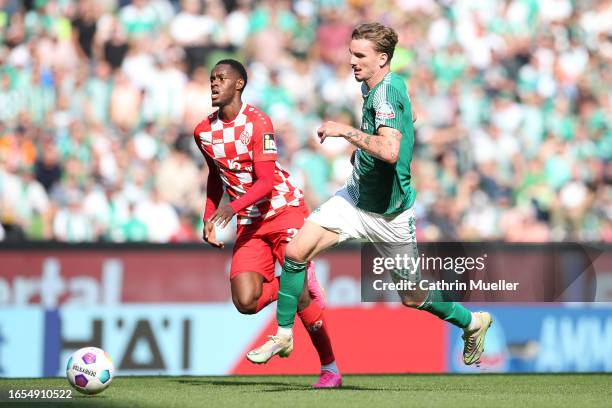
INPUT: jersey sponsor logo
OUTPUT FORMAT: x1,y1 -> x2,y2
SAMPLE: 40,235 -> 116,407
227,158 -> 241,170
240,129 -> 252,145
213,138 -> 224,144
376,101 -> 396,119
263,133 -> 277,153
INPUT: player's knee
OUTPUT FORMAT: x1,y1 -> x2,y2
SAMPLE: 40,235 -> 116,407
233,294 -> 258,315
285,241 -> 307,263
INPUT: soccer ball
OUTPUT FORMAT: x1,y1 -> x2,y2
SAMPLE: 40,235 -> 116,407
66,347 -> 115,395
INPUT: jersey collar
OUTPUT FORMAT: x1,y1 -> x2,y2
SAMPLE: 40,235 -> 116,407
361,72 -> 392,99
218,102 -> 247,124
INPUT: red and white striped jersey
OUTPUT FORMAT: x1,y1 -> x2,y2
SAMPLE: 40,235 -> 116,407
194,103 -> 303,225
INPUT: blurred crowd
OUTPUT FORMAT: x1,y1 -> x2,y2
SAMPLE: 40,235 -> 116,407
0,0 -> 610,243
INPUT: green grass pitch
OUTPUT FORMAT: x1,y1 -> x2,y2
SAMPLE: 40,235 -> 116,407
1,374 -> 611,407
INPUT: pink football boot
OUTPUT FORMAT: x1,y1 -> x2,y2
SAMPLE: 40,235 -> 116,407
313,370 -> 342,389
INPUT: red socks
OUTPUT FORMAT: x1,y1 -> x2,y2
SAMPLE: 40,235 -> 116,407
254,279 -> 336,366
297,301 -> 336,365
255,278 -> 280,313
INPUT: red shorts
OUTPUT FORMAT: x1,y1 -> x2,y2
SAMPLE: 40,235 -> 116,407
230,205 -> 308,281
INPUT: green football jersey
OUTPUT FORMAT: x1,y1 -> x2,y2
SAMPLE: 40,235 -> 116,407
346,72 -> 416,215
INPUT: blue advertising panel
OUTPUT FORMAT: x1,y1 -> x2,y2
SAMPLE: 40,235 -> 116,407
1,304 -> 272,377
0,308 -> 44,377
52,304 -> 273,376
4,304 -> 612,377
450,305 -> 612,373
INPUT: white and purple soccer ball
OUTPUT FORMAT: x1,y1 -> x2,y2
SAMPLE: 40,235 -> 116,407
66,347 -> 115,395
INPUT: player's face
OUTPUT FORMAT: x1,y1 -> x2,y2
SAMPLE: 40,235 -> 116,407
210,65 -> 242,107
349,39 -> 388,82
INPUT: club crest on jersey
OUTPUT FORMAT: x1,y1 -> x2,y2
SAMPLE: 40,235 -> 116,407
240,129 -> 252,145
376,101 -> 395,119
263,133 -> 277,153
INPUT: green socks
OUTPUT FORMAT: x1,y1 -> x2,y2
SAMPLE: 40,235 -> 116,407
277,262 -> 473,329
277,258 -> 307,328
417,289 -> 472,329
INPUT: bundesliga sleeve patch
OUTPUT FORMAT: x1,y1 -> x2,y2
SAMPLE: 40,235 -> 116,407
376,101 -> 396,119
263,133 -> 277,153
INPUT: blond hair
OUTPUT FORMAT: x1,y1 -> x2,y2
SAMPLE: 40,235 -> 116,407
351,23 -> 399,63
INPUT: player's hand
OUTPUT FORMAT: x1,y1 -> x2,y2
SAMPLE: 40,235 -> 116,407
203,221 -> 224,249
208,205 -> 235,229
317,121 -> 348,144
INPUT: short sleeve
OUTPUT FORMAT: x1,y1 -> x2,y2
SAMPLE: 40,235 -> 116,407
373,84 -> 407,131
252,113 -> 277,162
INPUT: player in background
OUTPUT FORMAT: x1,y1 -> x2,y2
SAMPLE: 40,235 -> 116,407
193,59 -> 342,388
247,24 -> 492,366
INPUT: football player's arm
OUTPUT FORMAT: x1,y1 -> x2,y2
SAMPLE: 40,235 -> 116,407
318,123 -> 401,164
193,126 -> 224,221
201,155 -> 226,248
325,88 -> 416,165
226,161 -> 275,213
203,155 -> 224,221
194,125 -> 226,248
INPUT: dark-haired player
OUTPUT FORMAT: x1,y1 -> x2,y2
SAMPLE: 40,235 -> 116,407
193,59 -> 342,388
